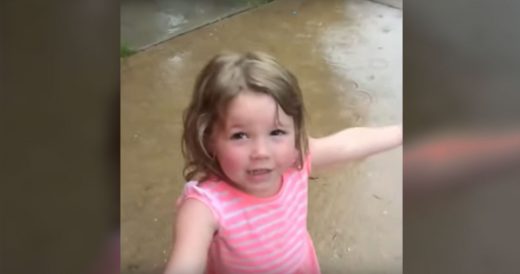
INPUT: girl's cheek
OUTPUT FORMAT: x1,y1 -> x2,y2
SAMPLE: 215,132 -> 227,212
278,142 -> 298,162
225,145 -> 248,161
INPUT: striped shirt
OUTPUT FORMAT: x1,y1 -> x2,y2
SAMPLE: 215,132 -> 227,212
177,156 -> 320,274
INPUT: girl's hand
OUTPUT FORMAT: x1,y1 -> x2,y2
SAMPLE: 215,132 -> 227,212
309,125 -> 402,172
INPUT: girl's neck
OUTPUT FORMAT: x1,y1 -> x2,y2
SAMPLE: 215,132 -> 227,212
228,176 -> 283,199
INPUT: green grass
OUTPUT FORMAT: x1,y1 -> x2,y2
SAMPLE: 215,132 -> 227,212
234,0 -> 274,7
120,44 -> 136,58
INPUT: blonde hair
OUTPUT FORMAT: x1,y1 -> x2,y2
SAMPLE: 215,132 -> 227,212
181,51 -> 308,181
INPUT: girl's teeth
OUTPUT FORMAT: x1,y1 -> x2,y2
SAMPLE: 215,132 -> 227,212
249,169 -> 269,175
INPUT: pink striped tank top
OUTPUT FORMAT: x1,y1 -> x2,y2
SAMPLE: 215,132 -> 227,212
177,156 -> 320,274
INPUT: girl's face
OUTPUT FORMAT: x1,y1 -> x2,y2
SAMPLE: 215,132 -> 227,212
212,91 -> 298,197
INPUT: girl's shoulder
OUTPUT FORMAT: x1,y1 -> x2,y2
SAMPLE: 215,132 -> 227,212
181,178 -> 229,197
176,179 -> 231,224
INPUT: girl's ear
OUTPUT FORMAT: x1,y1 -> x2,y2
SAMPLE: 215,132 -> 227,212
207,140 -> 215,157
206,130 -> 217,157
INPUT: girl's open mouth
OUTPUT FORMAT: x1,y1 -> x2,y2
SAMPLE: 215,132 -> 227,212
247,169 -> 271,175
246,169 -> 273,182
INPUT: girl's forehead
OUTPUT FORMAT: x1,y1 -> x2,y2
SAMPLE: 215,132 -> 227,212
220,92 -> 294,128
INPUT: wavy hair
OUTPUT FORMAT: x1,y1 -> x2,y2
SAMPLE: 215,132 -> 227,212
181,51 -> 308,181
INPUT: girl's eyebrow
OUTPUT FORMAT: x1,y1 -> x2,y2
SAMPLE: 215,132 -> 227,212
274,117 -> 292,128
227,123 -> 245,129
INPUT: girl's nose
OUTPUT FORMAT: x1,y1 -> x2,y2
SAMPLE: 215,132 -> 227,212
250,139 -> 269,160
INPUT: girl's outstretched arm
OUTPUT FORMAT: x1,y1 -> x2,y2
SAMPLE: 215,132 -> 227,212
309,125 -> 402,171
164,199 -> 216,274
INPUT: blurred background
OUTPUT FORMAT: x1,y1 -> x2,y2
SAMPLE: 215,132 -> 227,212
404,0 -> 520,273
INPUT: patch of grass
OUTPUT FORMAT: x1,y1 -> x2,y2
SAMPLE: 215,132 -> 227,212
252,0 -> 274,5
234,0 -> 274,7
120,44 -> 136,58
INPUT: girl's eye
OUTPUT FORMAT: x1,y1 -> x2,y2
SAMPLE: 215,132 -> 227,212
230,132 -> 247,140
270,129 -> 286,136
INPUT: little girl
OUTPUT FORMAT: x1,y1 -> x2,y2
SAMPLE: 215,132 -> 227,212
165,52 -> 402,274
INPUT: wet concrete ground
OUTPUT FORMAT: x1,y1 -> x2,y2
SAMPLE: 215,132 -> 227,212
121,0 -> 251,50
121,0 -> 402,273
